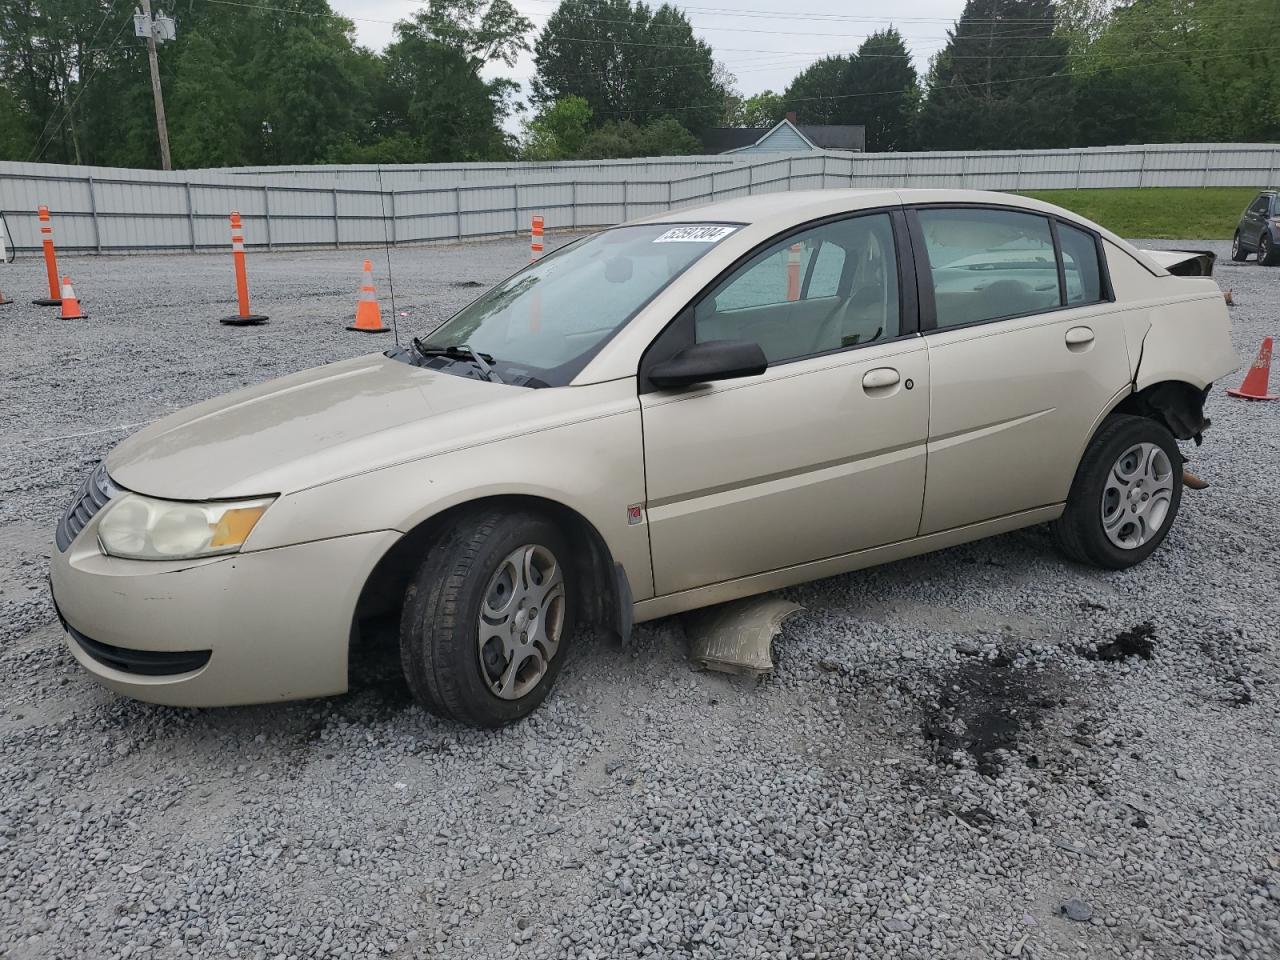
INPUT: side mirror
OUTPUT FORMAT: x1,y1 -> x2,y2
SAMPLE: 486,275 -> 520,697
649,339 -> 768,390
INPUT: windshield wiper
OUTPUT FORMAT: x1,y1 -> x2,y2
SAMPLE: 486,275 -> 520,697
411,339 -> 505,384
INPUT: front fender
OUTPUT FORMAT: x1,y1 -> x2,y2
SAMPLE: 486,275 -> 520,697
243,381 -> 654,600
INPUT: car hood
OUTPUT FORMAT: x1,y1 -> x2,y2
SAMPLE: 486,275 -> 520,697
107,353 -> 531,500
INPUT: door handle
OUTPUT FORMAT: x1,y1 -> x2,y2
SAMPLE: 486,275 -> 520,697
862,367 -> 900,391
1065,326 -> 1095,346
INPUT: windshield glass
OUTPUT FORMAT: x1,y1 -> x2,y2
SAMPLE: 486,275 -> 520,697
415,223 -> 739,386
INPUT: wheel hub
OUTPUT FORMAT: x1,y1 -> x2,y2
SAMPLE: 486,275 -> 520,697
477,544 -> 566,700
1101,442 -> 1174,550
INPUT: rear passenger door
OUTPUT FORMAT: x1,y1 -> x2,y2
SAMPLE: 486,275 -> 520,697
910,205 -> 1133,535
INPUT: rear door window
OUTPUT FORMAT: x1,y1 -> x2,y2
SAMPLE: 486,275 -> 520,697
917,208 -> 1060,328
1057,222 -> 1104,305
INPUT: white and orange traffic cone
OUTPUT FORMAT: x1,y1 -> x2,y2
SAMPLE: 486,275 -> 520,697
347,259 -> 389,333
786,242 -> 802,301
1227,336 -> 1277,401
34,205 -> 62,306
58,275 -> 86,319
530,215 -> 544,263
220,212 -> 268,325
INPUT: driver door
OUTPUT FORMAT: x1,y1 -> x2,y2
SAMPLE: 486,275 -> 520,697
639,209 -> 930,596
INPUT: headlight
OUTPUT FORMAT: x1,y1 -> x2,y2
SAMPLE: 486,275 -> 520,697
97,494 -> 274,560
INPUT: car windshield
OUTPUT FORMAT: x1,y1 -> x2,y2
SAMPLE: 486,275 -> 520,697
413,223 -> 740,387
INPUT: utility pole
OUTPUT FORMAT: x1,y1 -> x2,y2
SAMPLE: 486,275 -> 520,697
134,2 -> 175,170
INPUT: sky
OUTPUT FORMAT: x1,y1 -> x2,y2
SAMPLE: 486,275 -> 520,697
330,0 -> 968,130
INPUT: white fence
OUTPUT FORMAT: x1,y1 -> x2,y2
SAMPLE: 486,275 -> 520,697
0,142 -> 1276,255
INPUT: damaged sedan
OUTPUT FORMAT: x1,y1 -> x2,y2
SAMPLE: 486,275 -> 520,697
50,189 -> 1239,726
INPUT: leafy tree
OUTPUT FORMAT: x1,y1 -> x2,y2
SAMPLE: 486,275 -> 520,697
844,29 -> 919,151
783,56 -> 850,125
576,115 -> 700,158
1070,0 -> 1279,144
522,95 -> 593,159
533,0 -> 725,134
916,0 -> 1073,150
723,90 -> 785,128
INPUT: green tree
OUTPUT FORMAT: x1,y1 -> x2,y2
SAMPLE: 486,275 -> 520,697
1069,0 -> 1279,144
844,29 -> 919,151
916,0 -> 1073,150
576,115 -> 700,158
534,0 -> 725,134
522,95 -> 593,159
723,90 -> 785,128
783,56 -> 850,125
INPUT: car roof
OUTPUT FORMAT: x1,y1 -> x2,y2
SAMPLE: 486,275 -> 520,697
631,187 -> 1157,272
636,188 -> 1097,233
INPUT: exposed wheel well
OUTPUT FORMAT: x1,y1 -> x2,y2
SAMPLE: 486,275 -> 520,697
1111,380 -> 1211,443
350,495 -> 624,655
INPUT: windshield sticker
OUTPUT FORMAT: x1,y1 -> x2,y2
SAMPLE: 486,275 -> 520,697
653,225 -> 738,244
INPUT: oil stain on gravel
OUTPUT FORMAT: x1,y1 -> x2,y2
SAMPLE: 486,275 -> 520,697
920,654 -> 1062,776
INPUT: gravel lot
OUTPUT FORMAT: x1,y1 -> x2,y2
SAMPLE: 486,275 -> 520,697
1,233 -> 1278,960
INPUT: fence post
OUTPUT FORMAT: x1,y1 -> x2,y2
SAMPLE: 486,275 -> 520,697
1014,152 -> 1023,192
821,153 -> 828,188
513,182 -> 520,235
1075,151 -> 1084,190
455,186 -> 462,240
1136,149 -> 1146,188
86,175 -> 102,254
622,179 -> 628,220
185,181 -> 195,251
262,186 -> 273,250
388,189 -> 396,245
1267,148 -> 1277,188
332,187 -> 340,248
787,156 -> 793,192
571,181 -> 578,228
667,179 -> 672,211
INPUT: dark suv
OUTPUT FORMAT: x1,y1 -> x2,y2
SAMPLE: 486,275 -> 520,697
1232,190 -> 1280,265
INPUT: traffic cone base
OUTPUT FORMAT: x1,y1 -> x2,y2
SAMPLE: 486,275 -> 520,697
1226,336 -> 1277,401
0,292 -> 12,305
33,297 -> 61,306
348,259 -> 389,333
220,314 -> 269,326
58,276 -> 86,320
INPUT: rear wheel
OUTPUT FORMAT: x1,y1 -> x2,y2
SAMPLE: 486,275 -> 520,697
1053,415 -> 1183,570
1259,233 -> 1279,266
1230,231 -> 1249,262
400,510 -> 574,727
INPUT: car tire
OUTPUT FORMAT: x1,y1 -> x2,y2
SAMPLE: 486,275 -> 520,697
1258,233 -> 1279,266
399,510 -> 575,727
1052,414 -> 1183,570
1230,231 -> 1249,262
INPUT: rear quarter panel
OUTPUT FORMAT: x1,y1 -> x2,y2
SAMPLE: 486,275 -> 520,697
1103,241 -> 1239,390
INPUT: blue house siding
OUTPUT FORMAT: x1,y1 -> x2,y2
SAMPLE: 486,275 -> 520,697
726,121 -> 817,155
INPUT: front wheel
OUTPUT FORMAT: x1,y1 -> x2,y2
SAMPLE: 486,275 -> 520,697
1259,233 -> 1279,266
400,511 -> 574,727
1230,231 -> 1249,262
1053,414 -> 1183,570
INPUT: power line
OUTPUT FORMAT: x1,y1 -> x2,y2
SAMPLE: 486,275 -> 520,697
24,0 -> 127,162
27,17 -> 135,163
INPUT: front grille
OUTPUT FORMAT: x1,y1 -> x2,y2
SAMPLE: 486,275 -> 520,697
67,623 -> 212,676
55,463 -> 120,552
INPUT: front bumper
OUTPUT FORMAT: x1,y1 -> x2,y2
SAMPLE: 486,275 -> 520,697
49,529 -> 400,707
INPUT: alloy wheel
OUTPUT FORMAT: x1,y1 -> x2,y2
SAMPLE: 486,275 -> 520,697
1100,442 -> 1174,549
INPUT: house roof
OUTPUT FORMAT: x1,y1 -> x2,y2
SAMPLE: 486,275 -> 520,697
699,118 -> 865,154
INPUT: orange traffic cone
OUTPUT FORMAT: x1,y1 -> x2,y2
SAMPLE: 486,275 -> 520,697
1227,337 -> 1277,401
58,276 -> 86,320
0,287 -> 11,305
347,259 -> 389,333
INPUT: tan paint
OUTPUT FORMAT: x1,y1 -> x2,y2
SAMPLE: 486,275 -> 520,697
52,189 -> 1239,708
